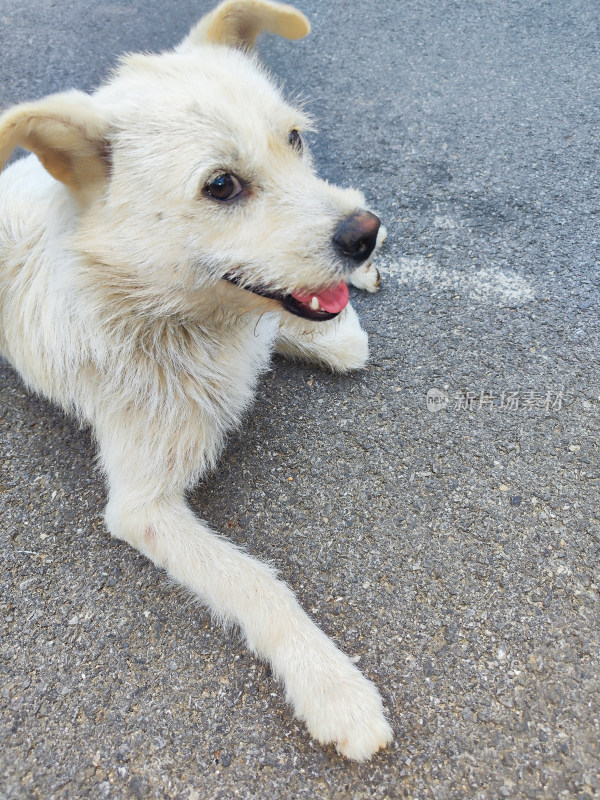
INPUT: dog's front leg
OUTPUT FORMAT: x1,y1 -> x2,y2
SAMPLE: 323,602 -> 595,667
102,458 -> 392,760
275,302 -> 370,373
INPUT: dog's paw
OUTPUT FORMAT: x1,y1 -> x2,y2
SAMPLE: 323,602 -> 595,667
376,223 -> 388,248
299,664 -> 393,761
328,318 -> 369,371
286,643 -> 393,760
349,261 -> 381,293
349,223 -> 386,293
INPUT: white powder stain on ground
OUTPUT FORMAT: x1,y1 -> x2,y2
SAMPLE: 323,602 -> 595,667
379,256 -> 535,305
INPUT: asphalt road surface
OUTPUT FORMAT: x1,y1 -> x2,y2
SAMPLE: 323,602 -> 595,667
1,1 -> 599,798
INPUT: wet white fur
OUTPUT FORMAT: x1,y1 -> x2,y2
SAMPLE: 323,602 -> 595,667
0,0 -> 391,760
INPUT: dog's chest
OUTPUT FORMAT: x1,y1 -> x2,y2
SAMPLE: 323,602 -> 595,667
138,313 -> 279,431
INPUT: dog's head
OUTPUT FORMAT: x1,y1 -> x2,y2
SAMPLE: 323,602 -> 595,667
0,0 -> 380,323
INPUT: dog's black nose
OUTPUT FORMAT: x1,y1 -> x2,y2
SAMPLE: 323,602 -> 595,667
333,210 -> 381,263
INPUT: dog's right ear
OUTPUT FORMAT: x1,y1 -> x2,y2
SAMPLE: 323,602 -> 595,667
178,0 -> 310,51
0,90 -> 110,203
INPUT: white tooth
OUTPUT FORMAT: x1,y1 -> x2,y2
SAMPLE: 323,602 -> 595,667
310,296 -> 320,311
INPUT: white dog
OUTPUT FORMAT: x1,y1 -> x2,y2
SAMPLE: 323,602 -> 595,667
0,0 -> 392,760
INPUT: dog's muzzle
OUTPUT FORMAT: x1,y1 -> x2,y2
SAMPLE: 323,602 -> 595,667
333,210 -> 381,264
221,209 -> 381,322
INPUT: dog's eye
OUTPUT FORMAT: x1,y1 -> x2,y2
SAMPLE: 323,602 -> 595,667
288,129 -> 303,154
204,174 -> 244,202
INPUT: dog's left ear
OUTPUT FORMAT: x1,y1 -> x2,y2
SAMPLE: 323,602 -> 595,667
178,0 -> 310,51
0,90 -> 110,204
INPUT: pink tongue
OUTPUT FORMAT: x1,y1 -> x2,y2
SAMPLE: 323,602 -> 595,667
291,280 -> 349,313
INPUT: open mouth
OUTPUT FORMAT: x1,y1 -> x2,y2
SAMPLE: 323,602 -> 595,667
223,274 -> 349,321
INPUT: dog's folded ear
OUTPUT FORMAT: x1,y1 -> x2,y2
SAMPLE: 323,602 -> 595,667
0,90 -> 110,202
178,0 -> 310,51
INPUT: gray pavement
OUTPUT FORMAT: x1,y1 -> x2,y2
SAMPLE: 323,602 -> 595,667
1,1 -> 599,798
